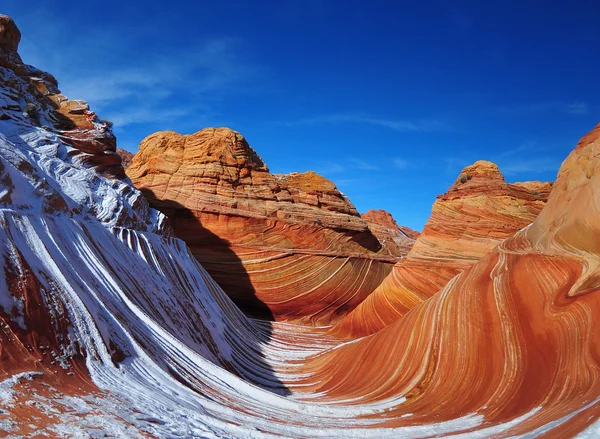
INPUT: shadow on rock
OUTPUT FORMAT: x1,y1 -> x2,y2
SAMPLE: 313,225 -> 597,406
141,191 -> 289,395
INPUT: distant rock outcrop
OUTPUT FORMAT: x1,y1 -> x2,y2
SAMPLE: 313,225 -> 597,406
127,128 -> 399,323
332,160 -> 553,337
116,148 -> 134,169
361,209 -> 418,256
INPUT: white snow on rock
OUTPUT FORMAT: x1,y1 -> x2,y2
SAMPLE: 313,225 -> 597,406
0,51 -> 596,439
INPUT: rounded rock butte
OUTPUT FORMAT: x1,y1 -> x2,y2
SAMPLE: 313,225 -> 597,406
332,159 -> 553,338
126,127 -> 414,324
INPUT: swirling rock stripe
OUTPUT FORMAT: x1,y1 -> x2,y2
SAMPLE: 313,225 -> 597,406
333,161 -> 551,338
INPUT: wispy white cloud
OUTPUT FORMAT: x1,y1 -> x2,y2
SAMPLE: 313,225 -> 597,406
497,158 -> 561,176
348,157 -> 379,170
492,141 -> 561,176
108,107 -> 200,128
443,142 -> 561,178
313,162 -> 346,174
495,101 -> 589,115
334,178 -> 360,187
15,9 -> 264,128
496,141 -> 542,158
393,158 -> 409,169
564,102 -> 589,114
312,156 -> 395,176
279,114 -> 454,132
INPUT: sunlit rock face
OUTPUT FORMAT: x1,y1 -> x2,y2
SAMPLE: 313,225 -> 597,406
285,123 -> 600,437
126,128 -> 401,324
332,160 -> 553,338
361,208 -> 419,256
5,13 -> 600,439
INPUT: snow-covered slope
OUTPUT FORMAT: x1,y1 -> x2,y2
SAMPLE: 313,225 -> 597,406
3,13 -> 600,439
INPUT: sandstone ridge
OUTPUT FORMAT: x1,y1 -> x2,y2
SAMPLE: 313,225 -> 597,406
129,127 -> 371,231
361,209 -> 419,256
6,14 -> 600,438
333,159 -> 553,337
127,127 -> 405,323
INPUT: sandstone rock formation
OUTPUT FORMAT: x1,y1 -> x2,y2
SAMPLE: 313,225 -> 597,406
289,124 -> 600,437
126,128 -> 399,323
117,147 -> 134,169
5,14 -> 600,438
513,180 -> 554,197
332,160 -> 553,338
0,13 -> 20,52
361,209 -> 419,256
0,15 -> 124,179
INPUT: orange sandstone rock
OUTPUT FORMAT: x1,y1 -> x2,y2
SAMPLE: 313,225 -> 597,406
288,123 -> 600,437
127,128 -> 398,323
513,180 -> 554,197
361,209 -> 418,256
332,160 -> 552,337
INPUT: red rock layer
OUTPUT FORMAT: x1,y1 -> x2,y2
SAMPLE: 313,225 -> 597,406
117,147 -> 134,169
333,160 -> 552,337
0,15 -> 123,179
287,123 -> 600,437
513,180 -> 554,197
127,128 -> 398,324
0,13 -> 20,52
361,209 -> 419,256
0,234 -> 98,398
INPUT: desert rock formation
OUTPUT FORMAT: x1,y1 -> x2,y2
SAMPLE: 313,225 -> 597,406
4,14 -> 600,438
126,128 -> 401,323
0,15 -> 124,179
333,160 -> 553,337
289,124 -> 600,437
361,208 -> 419,256
117,147 -> 134,169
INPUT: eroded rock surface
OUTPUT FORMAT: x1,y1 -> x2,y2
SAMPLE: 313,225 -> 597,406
4,13 -> 600,438
0,14 -> 124,179
127,128 -> 399,323
292,124 -> 600,438
333,160 -> 553,337
361,209 -> 419,256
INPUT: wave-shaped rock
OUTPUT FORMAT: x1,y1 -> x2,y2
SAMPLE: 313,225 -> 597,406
126,128 -> 400,324
3,14 -> 600,438
333,160 -> 552,337
288,124 -> 600,437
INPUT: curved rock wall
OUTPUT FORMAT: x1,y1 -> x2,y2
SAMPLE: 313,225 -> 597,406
127,128 -> 400,323
333,160 -> 552,337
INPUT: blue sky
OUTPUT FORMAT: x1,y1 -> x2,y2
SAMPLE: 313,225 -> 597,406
4,1 -> 599,230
